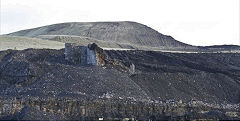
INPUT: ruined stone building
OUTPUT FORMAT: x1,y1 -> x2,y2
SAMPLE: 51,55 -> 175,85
64,43 -> 105,66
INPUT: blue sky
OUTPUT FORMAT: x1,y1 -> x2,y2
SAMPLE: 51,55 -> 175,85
1,0 -> 239,46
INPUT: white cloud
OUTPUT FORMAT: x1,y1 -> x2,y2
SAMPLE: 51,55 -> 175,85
1,0 -> 239,46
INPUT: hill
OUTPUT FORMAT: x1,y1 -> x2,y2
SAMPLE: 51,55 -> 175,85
7,21 -> 196,50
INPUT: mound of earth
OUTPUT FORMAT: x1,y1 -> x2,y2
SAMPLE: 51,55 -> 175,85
7,21 -> 195,50
7,21 -> 240,52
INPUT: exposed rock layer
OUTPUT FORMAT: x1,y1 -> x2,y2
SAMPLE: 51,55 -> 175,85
0,98 -> 239,120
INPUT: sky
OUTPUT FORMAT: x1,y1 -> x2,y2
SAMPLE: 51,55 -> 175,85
0,0 -> 239,46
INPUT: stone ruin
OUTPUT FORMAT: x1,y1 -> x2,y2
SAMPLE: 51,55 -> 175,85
64,43 -> 135,73
64,43 -> 105,66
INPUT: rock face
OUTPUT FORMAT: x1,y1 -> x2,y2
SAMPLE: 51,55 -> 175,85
0,98 -> 239,120
7,21 -> 195,49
